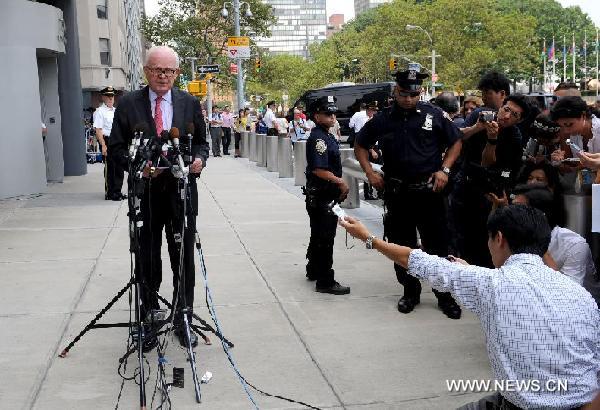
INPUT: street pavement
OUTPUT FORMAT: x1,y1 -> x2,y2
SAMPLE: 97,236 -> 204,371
0,156 -> 491,409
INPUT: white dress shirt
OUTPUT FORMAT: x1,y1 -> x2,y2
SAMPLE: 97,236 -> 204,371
149,88 -> 173,132
264,108 -> 276,129
349,110 -> 369,133
408,250 -> 600,409
93,103 -> 115,136
548,226 -> 596,285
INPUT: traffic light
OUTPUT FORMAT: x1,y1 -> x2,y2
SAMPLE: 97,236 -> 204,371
255,58 -> 261,73
187,80 -> 207,96
388,57 -> 398,72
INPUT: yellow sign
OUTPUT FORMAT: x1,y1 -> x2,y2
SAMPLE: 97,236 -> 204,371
227,36 -> 250,47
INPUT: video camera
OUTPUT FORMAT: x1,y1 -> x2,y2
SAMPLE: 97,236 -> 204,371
478,110 -> 497,123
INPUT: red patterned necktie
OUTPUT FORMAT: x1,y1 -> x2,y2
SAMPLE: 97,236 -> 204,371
154,96 -> 163,134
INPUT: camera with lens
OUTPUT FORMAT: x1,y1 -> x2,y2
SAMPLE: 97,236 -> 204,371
466,163 -> 512,197
478,110 -> 497,123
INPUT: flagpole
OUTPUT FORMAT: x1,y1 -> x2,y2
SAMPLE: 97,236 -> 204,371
584,29 -> 587,88
572,32 -> 576,82
596,28 -> 600,97
563,34 -> 567,81
552,36 -> 556,87
543,37 -> 547,91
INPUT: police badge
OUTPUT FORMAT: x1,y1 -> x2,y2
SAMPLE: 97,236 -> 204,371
315,139 -> 327,155
422,113 -> 433,131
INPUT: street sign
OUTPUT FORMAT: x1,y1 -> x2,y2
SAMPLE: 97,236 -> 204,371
432,82 -> 444,87
227,36 -> 251,59
197,65 -> 220,74
230,63 -> 238,75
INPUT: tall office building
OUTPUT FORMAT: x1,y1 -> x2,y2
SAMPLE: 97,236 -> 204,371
257,0 -> 327,57
77,0 -> 145,108
354,0 -> 392,16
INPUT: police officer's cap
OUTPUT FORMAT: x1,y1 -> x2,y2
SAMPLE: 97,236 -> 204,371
394,62 -> 428,91
366,100 -> 379,111
100,86 -> 115,96
310,95 -> 338,115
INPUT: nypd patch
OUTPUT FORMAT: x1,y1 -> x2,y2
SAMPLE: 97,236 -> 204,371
315,139 -> 327,155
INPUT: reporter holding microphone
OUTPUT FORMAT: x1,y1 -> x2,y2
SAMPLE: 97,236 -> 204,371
339,206 -> 600,410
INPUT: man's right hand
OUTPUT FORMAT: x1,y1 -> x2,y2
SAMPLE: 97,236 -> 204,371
142,161 -> 163,178
337,178 -> 349,201
101,144 -> 107,157
367,171 -> 384,190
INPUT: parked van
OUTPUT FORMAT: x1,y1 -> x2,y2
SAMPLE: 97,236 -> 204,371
290,82 -> 395,136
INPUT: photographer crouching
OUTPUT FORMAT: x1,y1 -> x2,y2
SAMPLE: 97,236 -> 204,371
452,71 -> 530,267
339,206 -> 600,410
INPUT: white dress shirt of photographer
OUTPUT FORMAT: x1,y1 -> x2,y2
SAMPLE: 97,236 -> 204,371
547,226 -> 596,285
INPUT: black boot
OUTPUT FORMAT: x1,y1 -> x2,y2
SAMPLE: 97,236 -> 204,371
397,296 -> 420,313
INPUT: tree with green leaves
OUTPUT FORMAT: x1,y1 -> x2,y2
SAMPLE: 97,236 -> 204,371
142,0 -> 276,88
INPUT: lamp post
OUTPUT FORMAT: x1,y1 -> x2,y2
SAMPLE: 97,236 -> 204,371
221,1 -> 252,110
406,24 -> 437,95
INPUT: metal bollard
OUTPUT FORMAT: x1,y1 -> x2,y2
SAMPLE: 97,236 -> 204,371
277,136 -> 294,178
249,132 -> 257,162
241,132 -> 249,158
340,149 -> 359,209
294,140 -> 307,186
564,194 -> 592,237
266,135 -> 278,172
256,134 -> 266,167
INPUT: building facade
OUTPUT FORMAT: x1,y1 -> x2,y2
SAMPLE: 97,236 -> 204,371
326,13 -> 344,38
77,0 -> 145,111
256,0 -> 327,57
1,0 -> 86,199
354,0 -> 391,16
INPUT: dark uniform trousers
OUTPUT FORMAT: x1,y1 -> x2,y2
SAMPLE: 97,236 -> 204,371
136,174 -> 196,322
105,140 -> 125,198
384,184 -> 454,304
305,196 -> 338,287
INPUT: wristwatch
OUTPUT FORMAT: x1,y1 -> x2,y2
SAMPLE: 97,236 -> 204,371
441,166 -> 451,175
365,235 -> 376,249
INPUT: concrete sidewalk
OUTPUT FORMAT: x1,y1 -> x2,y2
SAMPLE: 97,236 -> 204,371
0,157 -> 491,409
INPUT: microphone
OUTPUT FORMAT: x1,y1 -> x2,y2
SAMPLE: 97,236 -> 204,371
185,123 -> 194,164
169,127 -> 188,179
130,123 -> 149,160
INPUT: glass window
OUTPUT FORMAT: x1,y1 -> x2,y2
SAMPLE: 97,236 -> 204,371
96,0 -> 107,19
99,38 -> 111,65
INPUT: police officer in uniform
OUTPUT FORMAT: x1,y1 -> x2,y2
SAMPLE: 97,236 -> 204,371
304,96 -> 351,295
354,63 -> 463,319
93,86 -> 126,200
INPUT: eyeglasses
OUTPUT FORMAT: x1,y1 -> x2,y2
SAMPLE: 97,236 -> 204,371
146,67 -> 178,77
396,90 -> 421,97
501,105 -> 521,120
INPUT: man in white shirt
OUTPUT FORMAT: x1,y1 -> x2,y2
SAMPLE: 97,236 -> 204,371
341,205 -> 599,410
264,101 -> 277,136
348,103 -> 369,147
93,86 -> 125,200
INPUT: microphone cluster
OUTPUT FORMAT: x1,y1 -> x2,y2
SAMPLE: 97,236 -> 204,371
128,123 -> 195,180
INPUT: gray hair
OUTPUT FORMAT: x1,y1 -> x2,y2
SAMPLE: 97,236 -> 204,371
144,45 -> 180,67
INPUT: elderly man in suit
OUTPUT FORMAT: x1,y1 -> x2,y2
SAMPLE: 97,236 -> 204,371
110,45 -> 209,349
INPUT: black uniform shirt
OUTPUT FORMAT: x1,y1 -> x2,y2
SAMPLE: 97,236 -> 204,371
463,107 -> 523,174
306,125 -> 342,178
356,102 -> 460,179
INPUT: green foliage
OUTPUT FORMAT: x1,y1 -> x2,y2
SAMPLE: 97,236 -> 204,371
250,0 -> 597,95
142,0 -> 276,88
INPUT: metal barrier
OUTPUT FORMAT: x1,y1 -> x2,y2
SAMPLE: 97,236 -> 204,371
266,135 -> 278,172
241,132 -> 249,158
277,137 -> 293,178
249,132 -> 257,162
256,134 -> 266,167
341,156 -> 384,209
294,140 -> 307,186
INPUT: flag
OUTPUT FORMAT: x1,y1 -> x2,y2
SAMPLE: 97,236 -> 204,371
548,40 -> 555,61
